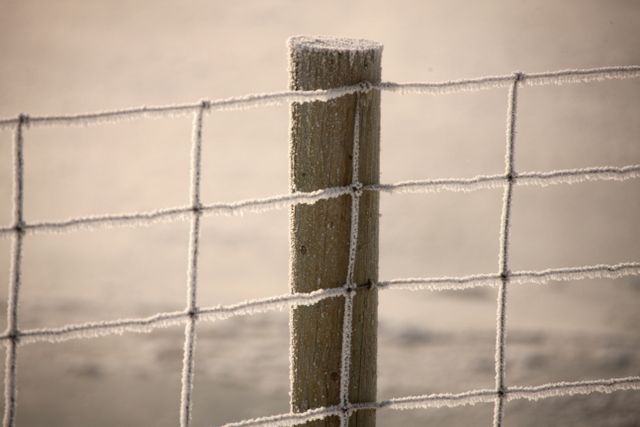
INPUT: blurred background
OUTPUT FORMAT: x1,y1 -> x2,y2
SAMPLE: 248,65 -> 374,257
0,1 -> 639,426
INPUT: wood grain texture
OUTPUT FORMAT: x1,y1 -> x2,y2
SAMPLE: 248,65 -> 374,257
288,36 -> 382,427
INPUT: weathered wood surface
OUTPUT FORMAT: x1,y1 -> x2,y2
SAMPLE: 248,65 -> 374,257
288,36 -> 382,427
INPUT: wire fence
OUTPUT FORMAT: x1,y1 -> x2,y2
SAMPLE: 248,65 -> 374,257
1,65 -> 640,427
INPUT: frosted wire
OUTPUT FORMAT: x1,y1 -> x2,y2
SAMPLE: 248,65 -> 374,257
1,65 -> 639,129
379,65 -> 640,95
372,164 -> 640,195
0,186 -> 353,236
493,72 -> 521,427
221,377 -> 640,426
3,115 -> 27,427
222,405 -> 341,427
337,93 -> 364,426
0,261 -> 635,345
179,103 -> 206,427
1,66 -> 640,427
0,165 -> 638,238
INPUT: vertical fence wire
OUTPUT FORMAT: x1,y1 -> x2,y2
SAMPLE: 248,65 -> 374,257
3,115 -> 27,427
338,93 -> 364,426
493,73 -> 523,427
180,102 -> 208,427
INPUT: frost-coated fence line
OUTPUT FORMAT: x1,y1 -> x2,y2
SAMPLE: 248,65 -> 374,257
1,60 -> 640,427
2,65 -> 640,129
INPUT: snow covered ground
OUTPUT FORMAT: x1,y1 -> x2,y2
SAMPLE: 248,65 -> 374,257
1,1 -> 639,425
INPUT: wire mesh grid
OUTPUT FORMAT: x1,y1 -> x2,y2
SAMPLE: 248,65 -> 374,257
1,65 -> 640,427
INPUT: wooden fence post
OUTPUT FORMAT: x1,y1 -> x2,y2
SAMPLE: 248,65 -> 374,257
288,36 -> 382,426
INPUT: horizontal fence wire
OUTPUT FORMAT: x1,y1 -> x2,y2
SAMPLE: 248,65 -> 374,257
1,65 -> 639,129
2,65 -> 640,427
0,165 -> 639,237
223,376 -> 640,427
1,261 -> 638,345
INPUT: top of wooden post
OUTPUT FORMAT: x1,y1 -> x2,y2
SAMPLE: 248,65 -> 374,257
288,36 -> 383,91
288,35 -> 383,55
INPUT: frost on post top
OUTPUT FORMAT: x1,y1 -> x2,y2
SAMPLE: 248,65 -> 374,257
288,36 -> 383,91
288,35 -> 383,55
